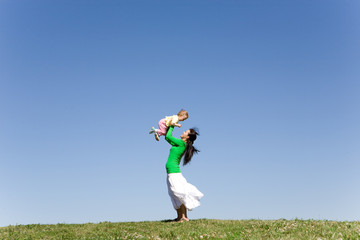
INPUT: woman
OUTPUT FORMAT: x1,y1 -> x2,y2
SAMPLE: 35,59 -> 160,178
165,125 -> 203,222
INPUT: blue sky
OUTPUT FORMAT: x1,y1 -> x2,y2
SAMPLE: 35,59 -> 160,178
1,0 -> 359,226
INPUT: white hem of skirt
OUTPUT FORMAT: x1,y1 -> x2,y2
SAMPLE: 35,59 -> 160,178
167,173 -> 204,210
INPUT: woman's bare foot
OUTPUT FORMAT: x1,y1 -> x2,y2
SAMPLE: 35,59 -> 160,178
177,217 -> 189,222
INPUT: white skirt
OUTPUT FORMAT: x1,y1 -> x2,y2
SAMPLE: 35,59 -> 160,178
167,173 -> 204,211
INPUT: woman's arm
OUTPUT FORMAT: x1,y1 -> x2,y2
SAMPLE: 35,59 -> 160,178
165,126 -> 184,146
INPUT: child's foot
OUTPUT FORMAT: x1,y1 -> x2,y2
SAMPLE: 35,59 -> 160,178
154,132 -> 160,141
149,127 -> 155,134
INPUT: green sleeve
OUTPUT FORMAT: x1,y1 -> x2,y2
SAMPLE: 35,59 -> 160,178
165,126 -> 185,146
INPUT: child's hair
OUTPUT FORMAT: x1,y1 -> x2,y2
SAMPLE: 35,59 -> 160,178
177,109 -> 189,118
182,128 -> 200,166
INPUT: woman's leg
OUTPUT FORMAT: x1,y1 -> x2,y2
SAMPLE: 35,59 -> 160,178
178,204 -> 189,222
176,208 -> 182,221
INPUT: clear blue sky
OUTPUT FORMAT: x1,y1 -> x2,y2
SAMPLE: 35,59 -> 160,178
1,0 -> 359,226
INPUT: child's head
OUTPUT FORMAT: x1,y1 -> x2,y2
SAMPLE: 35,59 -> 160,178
177,109 -> 189,121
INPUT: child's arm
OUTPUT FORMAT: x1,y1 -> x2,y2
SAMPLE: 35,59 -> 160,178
169,115 -> 181,127
167,116 -> 174,126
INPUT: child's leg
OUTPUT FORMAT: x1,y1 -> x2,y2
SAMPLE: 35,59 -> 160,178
157,119 -> 168,136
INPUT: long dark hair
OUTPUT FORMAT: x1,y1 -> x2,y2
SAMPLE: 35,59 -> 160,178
183,128 -> 200,166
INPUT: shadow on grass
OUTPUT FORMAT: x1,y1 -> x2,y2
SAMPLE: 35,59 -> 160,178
161,219 -> 177,223
161,219 -> 194,223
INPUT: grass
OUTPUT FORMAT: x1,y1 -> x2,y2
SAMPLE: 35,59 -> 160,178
1,219 -> 359,239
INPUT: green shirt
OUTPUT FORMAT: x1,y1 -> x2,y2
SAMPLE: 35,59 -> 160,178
165,126 -> 186,173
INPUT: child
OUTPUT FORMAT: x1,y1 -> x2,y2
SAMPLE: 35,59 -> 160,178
149,109 -> 189,141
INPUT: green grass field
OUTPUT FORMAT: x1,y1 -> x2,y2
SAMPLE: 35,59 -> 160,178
1,219 -> 359,239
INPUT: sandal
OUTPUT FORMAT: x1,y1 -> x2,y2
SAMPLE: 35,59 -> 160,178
149,127 -> 155,134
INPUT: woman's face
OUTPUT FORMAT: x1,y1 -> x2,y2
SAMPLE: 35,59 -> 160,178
181,129 -> 190,140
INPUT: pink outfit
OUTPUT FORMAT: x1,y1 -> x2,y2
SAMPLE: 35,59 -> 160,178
157,118 -> 168,136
